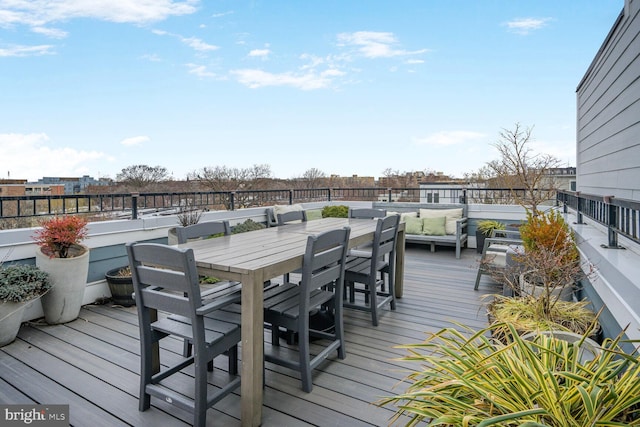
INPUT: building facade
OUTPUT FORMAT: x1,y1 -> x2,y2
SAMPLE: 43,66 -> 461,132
576,0 -> 640,200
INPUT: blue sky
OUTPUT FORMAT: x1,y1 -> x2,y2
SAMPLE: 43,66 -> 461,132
0,1 -> 623,182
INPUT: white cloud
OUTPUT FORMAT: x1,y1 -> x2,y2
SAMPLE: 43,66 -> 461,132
248,48 -> 270,58
413,131 -> 487,146
212,11 -> 234,18
152,30 -> 219,52
0,133 -> 107,181
0,44 -> 55,57
0,0 -> 198,30
31,26 -> 68,38
120,135 -> 150,146
181,36 -> 218,52
405,59 -> 424,64
186,63 -> 218,78
337,31 -> 428,59
231,68 -> 343,90
504,17 -> 552,35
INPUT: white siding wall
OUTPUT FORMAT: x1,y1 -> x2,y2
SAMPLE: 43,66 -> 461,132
576,1 -> 640,200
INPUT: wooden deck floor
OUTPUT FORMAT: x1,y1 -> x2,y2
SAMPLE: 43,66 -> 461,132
1,246 -> 501,426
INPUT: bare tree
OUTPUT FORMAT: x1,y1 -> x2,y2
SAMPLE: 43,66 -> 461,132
116,165 -> 170,190
191,164 -> 273,209
301,168 -> 327,188
480,123 -> 562,213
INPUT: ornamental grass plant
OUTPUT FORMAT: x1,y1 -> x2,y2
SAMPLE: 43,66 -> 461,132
379,323 -> 640,426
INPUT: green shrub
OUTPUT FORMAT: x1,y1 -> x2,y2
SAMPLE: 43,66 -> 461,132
321,205 -> 348,218
0,264 -> 52,303
231,219 -> 265,234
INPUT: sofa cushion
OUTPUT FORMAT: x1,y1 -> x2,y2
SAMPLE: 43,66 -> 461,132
400,212 -> 418,223
420,208 -> 463,235
404,216 -> 423,235
422,216 -> 446,236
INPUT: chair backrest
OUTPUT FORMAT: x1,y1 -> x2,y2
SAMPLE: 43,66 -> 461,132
277,210 -> 307,225
370,215 -> 400,266
299,227 -> 351,311
126,242 -> 203,319
175,220 -> 231,244
348,208 -> 387,219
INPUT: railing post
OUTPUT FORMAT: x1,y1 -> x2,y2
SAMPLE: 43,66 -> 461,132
605,196 -> 620,248
131,193 -> 139,219
388,188 -> 392,202
289,189 -> 293,205
328,188 -> 332,202
576,192 -> 583,224
230,192 -> 235,211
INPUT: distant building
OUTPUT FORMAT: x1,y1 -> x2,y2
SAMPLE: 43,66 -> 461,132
36,175 -> 110,194
0,180 -> 64,197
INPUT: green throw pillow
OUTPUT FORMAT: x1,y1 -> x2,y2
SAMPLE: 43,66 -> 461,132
405,217 -> 423,235
422,216 -> 446,236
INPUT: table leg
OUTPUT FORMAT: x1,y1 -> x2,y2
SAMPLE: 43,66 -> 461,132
241,270 -> 265,427
395,228 -> 405,298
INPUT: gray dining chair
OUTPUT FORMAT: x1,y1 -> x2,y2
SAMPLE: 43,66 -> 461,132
343,214 -> 400,326
474,228 -> 524,292
348,207 -> 387,220
262,227 -> 351,392
277,210 -> 308,225
348,207 -> 387,258
175,220 -> 242,357
175,219 -> 232,243
126,242 -> 241,427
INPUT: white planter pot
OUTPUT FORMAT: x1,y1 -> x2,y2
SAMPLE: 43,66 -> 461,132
519,272 -> 573,302
0,301 -> 27,347
167,227 -> 178,246
36,244 -> 90,325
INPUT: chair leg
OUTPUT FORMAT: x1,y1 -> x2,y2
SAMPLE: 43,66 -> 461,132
334,305 -> 346,360
228,345 -> 238,375
386,268 -> 396,310
298,326 -> 312,393
369,280 -> 379,327
139,349 -> 152,411
474,269 -> 483,290
194,354 -> 208,427
183,340 -> 193,357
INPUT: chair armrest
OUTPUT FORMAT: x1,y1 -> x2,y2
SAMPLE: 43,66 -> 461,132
455,217 -> 468,237
196,283 -> 243,315
492,229 -> 521,239
483,237 -> 523,254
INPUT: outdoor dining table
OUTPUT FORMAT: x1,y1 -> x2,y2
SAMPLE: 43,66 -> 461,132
180,217 -> 405,426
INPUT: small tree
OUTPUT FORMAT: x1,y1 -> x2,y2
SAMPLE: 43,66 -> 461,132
482,123 -> 562,214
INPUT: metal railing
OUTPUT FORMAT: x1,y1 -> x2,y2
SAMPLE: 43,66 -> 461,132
557,190 -> 640,248
0,187 -> 471,222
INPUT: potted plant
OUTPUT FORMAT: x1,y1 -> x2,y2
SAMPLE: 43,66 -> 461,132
517,209 -> 581,300
486,209 -> 598,341
168,198 -> 202,245
378,323 -> 640,426
104,265 -> 135,307
475,219 -> 506,253
33,215 -> 90,324
0,264 -> 52,346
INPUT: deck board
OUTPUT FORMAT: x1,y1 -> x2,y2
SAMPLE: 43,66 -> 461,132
1,247 -> 501,426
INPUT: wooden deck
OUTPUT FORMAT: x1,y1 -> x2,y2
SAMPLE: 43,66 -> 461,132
0,246 -> 501,426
